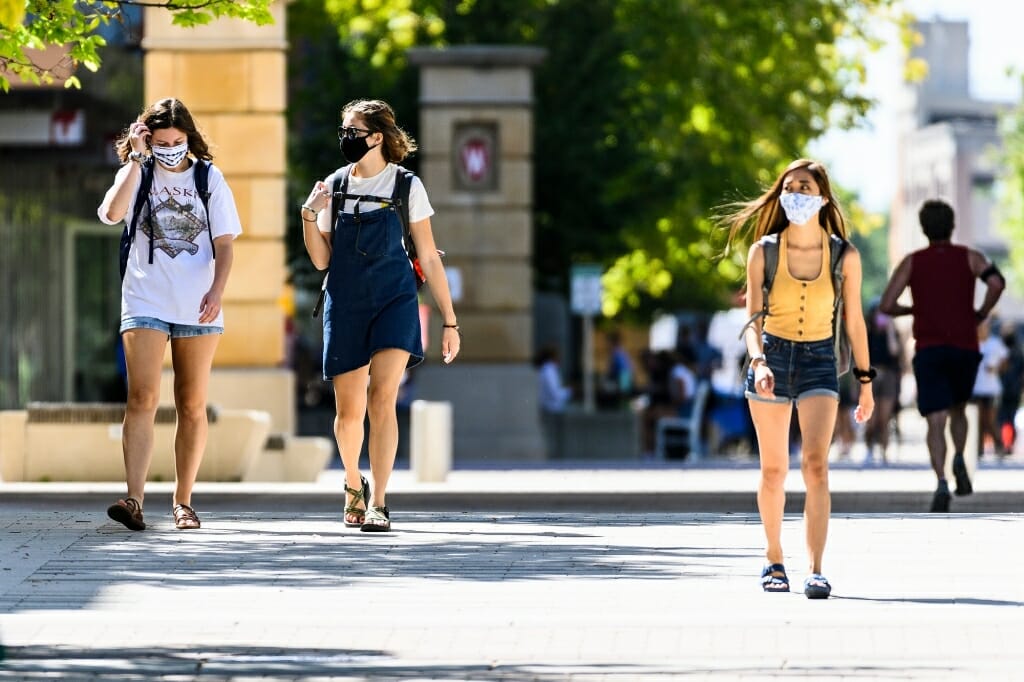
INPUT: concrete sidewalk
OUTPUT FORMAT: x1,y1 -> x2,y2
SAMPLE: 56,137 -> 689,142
1,508 -> 1022,680
3,456 -> 1024,514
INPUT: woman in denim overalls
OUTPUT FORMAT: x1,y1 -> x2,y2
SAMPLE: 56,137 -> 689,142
301,100 -> 461,532
722,159 -> 874,598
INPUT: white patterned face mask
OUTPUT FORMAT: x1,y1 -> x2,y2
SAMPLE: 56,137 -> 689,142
151,141 -> 189,169
778,192 -> 824,225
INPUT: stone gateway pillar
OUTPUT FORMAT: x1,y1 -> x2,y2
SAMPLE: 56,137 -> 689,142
408,46 -> 547,462
142,4 -> 294,435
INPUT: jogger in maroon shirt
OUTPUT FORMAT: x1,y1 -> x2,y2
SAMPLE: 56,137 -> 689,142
880,199 -> 1005,512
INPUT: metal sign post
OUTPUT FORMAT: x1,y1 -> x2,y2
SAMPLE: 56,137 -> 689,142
571,264 -> 603,413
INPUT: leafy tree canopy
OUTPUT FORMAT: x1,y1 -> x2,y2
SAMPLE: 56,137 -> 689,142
997,79 -> 1024,295
0,0 -> 272,91
289,0 -> 905,320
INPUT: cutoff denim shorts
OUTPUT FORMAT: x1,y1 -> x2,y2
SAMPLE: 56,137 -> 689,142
120,316 -> 223,338
744,332 -> 839,405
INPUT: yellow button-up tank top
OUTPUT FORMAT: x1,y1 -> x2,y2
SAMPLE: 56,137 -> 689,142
763,229 -> 834,342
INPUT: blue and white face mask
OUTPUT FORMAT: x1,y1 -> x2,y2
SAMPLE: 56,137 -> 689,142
779,192 -> 824,225
151,141 -> 189,169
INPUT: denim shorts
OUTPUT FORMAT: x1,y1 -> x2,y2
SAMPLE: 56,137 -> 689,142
120,316 -> 223,338
744,333 -> 839,404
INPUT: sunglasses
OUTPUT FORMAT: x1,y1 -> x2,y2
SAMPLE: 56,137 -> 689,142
338,125 -> 373,140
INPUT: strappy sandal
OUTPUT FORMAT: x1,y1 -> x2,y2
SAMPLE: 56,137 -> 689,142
360,506 -> 391,533
760,563 -> 789,592
107,497 -> 146,531
172,503 -> 201,530
344,476 -> 370,528
804,573 -> 831,599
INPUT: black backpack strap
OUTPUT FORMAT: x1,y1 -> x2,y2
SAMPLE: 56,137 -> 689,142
828,234 -> 851,375
121,158 -> 156,280
194,159 -> 215,258
739,233 -> 779,342
312,165 -> 351,319
393,166 -> 415,259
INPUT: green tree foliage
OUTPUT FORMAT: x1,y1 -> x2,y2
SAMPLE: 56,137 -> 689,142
0,0 -> 272,91
286,0 -> 900,318
997,84 -> 1024,294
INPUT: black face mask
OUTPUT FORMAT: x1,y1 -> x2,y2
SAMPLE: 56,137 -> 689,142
340,135 -> 378,163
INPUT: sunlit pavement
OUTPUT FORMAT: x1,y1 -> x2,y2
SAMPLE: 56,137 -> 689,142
1,408 -> 1022,680
1,509 -> 1022,680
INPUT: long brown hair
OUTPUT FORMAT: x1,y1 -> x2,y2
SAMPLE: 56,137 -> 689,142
341,99 -> 417,164
722,158 -> 847,252
114,98 -> 212,163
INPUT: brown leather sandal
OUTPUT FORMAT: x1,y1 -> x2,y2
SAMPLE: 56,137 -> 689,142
172,503 -> 201,530
343,475 -> 370,528
107,497 -> 146,531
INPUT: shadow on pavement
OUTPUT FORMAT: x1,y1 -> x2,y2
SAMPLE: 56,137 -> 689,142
0,512 -> 762,613
0,644 -> 965,680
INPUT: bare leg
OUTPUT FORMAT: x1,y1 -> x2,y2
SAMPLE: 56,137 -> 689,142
332,365 -> 370,524
365,349 -> 411,508
796,395 -> 839,575
925,410 -> 950,480
169,334 -> 220,507
948,403 -> 968,459
749,400 -> 793,566
120,329 -> 169,505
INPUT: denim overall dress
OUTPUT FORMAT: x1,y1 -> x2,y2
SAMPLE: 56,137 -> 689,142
322,199 -> 424,378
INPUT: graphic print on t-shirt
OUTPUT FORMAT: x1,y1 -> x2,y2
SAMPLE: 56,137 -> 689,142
141,190 -> 207,259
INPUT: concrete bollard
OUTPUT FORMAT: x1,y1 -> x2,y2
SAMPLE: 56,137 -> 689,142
410,400 -> 452,483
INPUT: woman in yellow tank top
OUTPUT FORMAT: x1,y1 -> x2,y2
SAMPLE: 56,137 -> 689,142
723,159 -> 874,599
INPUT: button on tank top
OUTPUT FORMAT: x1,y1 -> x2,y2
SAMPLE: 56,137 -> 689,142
764,229 -> 834,342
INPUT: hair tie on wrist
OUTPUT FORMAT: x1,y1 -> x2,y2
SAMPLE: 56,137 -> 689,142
853,366 -> 877,383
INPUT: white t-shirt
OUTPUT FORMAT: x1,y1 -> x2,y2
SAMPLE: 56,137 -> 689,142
974,335 -> 1009,397
670,363 -> 697,404
98,161 -> 243,326
320,163 -> 434,229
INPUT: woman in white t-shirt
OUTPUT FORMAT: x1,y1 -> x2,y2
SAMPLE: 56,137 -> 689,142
97,98 -> 242,531
301,99 -> 461,532
972,318 -> 1009,457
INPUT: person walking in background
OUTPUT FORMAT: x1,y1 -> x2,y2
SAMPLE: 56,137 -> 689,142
97,98 -> 243,531
863,303 -> 904,466
301,99 -> 460,532
998,323 -> 1024,456
535,345 -> 572,458
972,318 -> 1008,459
604,330 -> 635,404
879,199 -> 1005,512
723,158 -> 874,599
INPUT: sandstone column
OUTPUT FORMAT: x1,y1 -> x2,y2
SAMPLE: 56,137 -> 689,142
142,4 -> 294,434
408,46 -> 546,461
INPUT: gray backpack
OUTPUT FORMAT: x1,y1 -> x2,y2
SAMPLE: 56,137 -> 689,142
745,232 -> 851,376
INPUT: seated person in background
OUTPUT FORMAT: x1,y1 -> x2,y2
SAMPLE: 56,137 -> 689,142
669,348 -> 699,419
640,349 -> 675,458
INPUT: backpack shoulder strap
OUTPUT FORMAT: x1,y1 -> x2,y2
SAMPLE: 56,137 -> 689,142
828,234 -> 848,301
193,159 -> 216,258
127,159 -> 155,241
759,233 -> 781,294
738,234 -> 779,342
329,164 -> 351,235
392,165 -> 415,257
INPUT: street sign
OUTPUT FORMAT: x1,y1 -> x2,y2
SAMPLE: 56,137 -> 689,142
570,264 -> 603,316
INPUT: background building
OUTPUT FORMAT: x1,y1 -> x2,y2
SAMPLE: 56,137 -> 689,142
891,19 -> 1020,318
